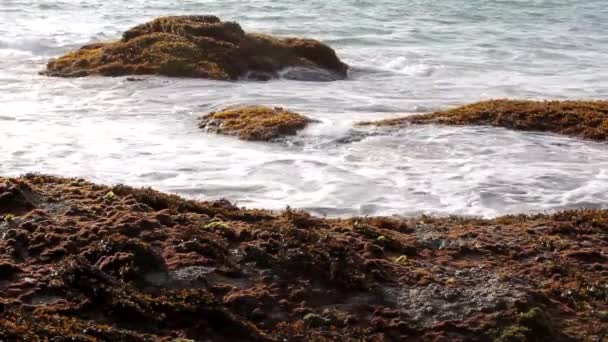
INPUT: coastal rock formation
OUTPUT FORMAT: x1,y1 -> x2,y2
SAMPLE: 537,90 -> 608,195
42,16 -> 348,81
0,174 -> 606,340
199,105 -> 312,141
359,99 -> 608,141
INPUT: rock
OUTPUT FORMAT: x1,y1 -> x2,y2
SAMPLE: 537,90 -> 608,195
0,181 -> 36,214
42,15 -> 348,81
0,261 -> 22,279
0,174 -> 606,340
199,105 -> 312,141
92,234 -> 168,284
155,210 -> 174,227
358,99 -> 608,141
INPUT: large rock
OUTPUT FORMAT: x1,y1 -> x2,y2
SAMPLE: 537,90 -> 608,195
42,15 -> 348,81
358,99 -> 608,141
0,174 -> 604,340
199,105 -> 312,141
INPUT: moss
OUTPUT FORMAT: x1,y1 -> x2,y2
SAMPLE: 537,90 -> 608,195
199,105 -> 312,141
495,325 -> 529,342
359,99 -> 608,141
0,311 -> 150,341
42,15 -> 348,80
303,313 -> 330,327
495,308 -> 560,342
204,221 -> 229,230
394,255 -> 408,264
103,191 -> 116,201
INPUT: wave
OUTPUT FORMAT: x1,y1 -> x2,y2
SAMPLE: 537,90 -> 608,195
240,67 -> 344,82
0,38 -> 62,56
381,56 -> 437,77
350,56 -> 438,78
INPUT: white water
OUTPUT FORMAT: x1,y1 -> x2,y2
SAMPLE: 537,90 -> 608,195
1,0 -> 608,217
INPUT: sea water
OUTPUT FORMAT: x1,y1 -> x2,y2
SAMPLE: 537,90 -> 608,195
1,0 -> 607,217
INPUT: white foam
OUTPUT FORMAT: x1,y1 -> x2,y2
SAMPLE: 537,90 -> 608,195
383,56 -> 436,77
1,0 -> 608,218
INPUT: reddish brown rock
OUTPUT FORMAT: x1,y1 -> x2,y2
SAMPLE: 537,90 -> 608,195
0,174 -> 606,340
42,16 -> 348,81
0,181 -> 36,215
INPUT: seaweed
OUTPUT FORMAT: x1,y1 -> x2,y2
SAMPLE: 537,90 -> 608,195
359,99 -> 608,141
199,105 -> 312,141
0,174 -> 605,340
42,16 -> 348,81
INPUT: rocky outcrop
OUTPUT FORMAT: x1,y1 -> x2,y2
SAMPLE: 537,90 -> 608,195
199,105 -> 312,141
42,16 -> 348,81
359,99 -> 608,141
0,174 -> 606,340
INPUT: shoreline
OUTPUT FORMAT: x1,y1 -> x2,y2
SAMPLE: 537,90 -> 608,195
3,4 -> 608,341
1,174 -> 606,340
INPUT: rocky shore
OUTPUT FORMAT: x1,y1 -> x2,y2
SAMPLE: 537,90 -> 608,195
203,100 -> 608,143
359,100 -> 608,141
0,175 -> 606,341
42,16 -> 348,81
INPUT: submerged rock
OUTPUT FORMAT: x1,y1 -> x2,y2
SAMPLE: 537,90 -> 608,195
359,99 -> 608,141
42,15 -> 348,81
199,105 -> 312,141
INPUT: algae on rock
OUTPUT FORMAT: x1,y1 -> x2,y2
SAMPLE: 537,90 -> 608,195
42,15 -> 348,81
199,105 -> 312,141
0,174 -> 606,340
358,99 -> 608,141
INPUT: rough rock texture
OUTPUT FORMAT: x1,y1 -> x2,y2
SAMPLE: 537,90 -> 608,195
42,16 -> 348,81
359,99 -> 608,141
0,174 -> 607,341
199,106 -> 312,141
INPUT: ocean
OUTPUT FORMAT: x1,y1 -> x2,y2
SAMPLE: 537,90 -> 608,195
1,0 -> 607,217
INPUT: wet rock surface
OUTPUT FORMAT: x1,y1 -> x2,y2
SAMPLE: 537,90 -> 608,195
359,99 -> 608,141
42,15 -> 348,81
0,181 -> 37,215
199,105 -> 312,141
0,175 -> 606,341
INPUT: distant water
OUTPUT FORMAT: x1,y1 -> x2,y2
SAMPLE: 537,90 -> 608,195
1,0 -> 608,217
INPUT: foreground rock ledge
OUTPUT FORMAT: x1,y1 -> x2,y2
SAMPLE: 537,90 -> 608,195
199,105 -> 312,141
42,15 -> 348,81
359,99 -> 608,141
0,175 -> 606,341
